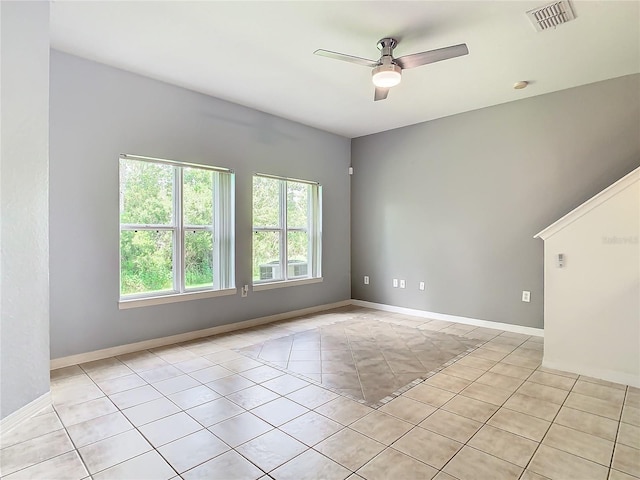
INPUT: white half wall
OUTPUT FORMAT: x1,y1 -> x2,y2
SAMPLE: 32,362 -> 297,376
541,175 -> 640,387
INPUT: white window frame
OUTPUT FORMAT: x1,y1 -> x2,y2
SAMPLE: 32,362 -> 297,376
119,154 -> 235,308
252,173 -> 322,290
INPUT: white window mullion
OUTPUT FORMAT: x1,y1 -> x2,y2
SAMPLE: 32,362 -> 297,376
280,180 -> 288,281
210,172 -> 218,290
121,224 -> 174,231
307,185 -> 314,278
174,167 -> 184,293
311,185 -> 322,278
212,172 -> 222,290
226,172 -> 236,289
253,227 -> 282,232
183,226 -> 212,232
214,171 -> 235,290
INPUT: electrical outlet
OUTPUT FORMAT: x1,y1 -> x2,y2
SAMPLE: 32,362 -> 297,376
393,279 -> 398,288
522,290 -> 531,302
400,280 -> 406,289
364,276 -> 369,285
419,281 -> 425,291
241,285 -> 249,297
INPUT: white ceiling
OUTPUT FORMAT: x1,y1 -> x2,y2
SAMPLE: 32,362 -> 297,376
50,1 -> 640,138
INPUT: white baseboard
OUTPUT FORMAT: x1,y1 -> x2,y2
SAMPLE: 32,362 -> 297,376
0,392 -> 51,436
543,359 -> 639,388
51,300 -> 351,370
351,300 -> 544,337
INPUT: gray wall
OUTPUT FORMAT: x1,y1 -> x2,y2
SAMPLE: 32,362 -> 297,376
49,51 -> 351,359
351,74 -> 640,329
1,1 -> 50,419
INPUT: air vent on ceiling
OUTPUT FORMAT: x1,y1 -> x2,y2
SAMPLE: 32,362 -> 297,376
527,1 -> 576,32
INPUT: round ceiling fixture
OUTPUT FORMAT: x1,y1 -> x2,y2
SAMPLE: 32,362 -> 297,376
514,81 -> 529,90
372,64 -> 402,88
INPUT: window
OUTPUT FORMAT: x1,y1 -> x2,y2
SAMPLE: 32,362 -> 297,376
252,174 -> 322,286
119,154 -> 234,305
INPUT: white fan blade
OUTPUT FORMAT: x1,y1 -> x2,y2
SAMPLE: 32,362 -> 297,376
395,44 -> 469,69
314,49 -> 379,68
374,87 -> 389,101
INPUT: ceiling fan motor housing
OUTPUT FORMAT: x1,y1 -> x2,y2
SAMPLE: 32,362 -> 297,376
377,37 -> 398,56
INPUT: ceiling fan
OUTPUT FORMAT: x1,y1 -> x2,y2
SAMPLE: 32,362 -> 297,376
314,38 -> 469,101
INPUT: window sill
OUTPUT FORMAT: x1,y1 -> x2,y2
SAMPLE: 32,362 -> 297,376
253,277 -> 323,292
119,288 -> 237,310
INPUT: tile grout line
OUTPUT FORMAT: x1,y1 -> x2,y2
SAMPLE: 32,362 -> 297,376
214,320 -> 361,477
607,385 -> 628,475
77,356 -> 184,479
55,407 -> 93,478
61,361 -> 133,478
69,347 -> 280,478
512,370 -> 574,479
53,338 -> 356,474
1,407 -> 87,478
432,334 -> 538,478
344,320 -> 367,403
428,334 -> 595,477
264,316 -> 497,475
91,340 -> 290,478
234,320 -> 370,406
341,330 -> 526,478
513,372 -> 628,479
493,339 -> 591,476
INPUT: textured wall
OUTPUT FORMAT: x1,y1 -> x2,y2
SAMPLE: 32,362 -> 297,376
351,74 -> 640,329
49,51 -> 351,359
0,1 -> 51,419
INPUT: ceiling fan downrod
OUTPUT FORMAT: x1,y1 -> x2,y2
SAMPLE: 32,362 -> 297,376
376,37 -> 398,58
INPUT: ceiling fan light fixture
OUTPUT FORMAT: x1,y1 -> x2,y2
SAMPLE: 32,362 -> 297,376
372,64 -> 402,88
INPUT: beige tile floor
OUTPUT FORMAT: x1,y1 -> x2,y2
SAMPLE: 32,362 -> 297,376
0,306 -> 638,480
237,316 -> 480,405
